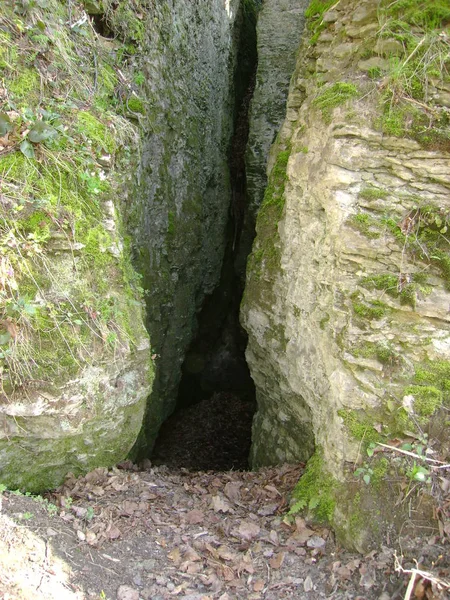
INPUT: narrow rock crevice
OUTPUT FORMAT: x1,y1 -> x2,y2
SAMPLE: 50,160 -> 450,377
151,1 -> 260,471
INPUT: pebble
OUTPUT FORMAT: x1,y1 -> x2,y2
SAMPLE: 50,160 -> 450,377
306,536 -> 326,549
116,585 -> 139,600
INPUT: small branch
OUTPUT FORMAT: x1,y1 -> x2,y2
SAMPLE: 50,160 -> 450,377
394,553 -> 450,596
404,570 -> 416,600
377,443 -> 446,465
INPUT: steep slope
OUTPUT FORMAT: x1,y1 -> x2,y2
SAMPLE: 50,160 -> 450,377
0,0 -> 152,491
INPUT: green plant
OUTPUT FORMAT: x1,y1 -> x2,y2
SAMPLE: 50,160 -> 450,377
290,451 -> 336,522
19,511 -> 34,520
354,464 -> 374,485
305,0 -> 337,45
313,82 -> 360,122
407,462 -> 430,483
376,0 -> 450,148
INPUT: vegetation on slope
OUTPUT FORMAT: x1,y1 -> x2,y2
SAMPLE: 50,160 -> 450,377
0,0 -> 147,398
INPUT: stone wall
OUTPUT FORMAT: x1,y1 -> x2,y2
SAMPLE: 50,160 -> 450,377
237,0 -> 309,276
130,0 -> 242,451
242,0 -> 450,548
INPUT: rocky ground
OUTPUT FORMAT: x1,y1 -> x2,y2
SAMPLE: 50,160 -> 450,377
0,395 -> 449,600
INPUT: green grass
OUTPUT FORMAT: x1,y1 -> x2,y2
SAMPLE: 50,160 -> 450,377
313,83 -> 360,122
376,0 -> 450,148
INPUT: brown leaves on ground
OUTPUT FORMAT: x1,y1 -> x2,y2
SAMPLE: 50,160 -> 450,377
1,461 -> 449,599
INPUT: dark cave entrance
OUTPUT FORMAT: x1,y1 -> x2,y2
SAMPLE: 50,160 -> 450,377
151,2 -> 259,472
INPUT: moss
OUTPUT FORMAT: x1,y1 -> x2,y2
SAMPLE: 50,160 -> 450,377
313,82 -> 360,122
352,341 -> 399,366
405,385 -> 443,417
8,69 -> 40,106
76,111 -> 116,154
348,213 -> 380,239
248,145 -> 291,285
126,96 -> 145,114
414,361 -> 450,397
371,457 -> 389,487
167,211 -> 175,236
338,409 -> 382,444
262,149 -> 290,212
360,273 -> 398,297
352,298 -> 389,320
359,186 -> 388,201
291,450 -> 337,523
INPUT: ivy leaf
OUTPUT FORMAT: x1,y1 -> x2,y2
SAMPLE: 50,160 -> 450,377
363,474 -> 371,485
0,332 -> 11,345
28,120 -> 57,143
0,113 -> 13,136
20,139 -> 35,158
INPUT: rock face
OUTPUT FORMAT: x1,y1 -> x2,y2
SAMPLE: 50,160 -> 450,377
238,0 -> 309,276
242,0 -> 450,547
0,0 -> 152,491
130,0 -> 243,450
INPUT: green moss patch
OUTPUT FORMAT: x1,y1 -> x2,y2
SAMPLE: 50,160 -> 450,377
313,82 -> 360,122
405,385 -> 443,417
291,451 -> 336,522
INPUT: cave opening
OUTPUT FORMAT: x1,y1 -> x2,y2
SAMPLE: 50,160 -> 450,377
151,1 -> 260,472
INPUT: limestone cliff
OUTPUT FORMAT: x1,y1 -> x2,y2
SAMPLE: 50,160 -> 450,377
0,0 -> 152,491
242,0 -> 450,548
129,0 -> 243,450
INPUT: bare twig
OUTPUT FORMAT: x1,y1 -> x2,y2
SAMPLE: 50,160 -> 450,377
394,552 -> 450,597
377,443 -> 446,465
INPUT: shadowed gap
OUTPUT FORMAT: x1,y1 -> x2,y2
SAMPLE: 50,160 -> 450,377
151,1 -> 260,471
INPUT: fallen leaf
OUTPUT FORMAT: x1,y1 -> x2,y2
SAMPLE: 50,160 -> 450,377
86,530 -> 97,545
237,521 -> 260,541
121,501 -> 139,515
217,545 -> 237,561
184,547 -> 201,562
186,509 -> 204,524
224,482 -> 241,503
304,575 -> 313,592
306,536 -> 326,549
211,495 -> 232,513
258,503 -> 278,516
253,580 -> 265,592
168,548 -> 182,565
117,585 -> 139,600
269,530 -> 279,546
269,552 -> 285,570
413,578 -> 427,599
106,524 -> 121,540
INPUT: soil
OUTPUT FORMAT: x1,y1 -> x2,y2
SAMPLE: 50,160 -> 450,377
151,392 -> 256,471
1,460 -> 449,600
0,396 -> 449,600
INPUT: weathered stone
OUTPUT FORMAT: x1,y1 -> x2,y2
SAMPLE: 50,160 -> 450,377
242,0 -> 450,551
238,0 -> 310,277
351,3 -> 377,24
433,91 -> 450,108
374,38 -> 404,57
130,0 -> 243,452
358,57 -> 389,72
323,10 -> 338,23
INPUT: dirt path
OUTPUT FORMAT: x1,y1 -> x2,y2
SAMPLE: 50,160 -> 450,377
1,462 -> 449,600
